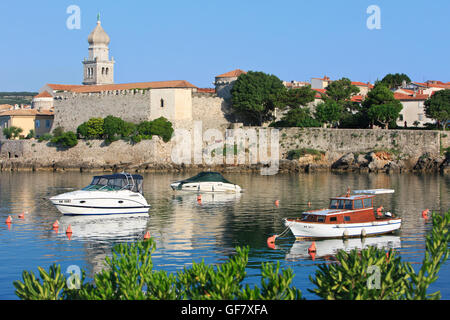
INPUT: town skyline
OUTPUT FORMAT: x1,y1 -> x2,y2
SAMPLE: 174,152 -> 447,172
1,0 -> 450,91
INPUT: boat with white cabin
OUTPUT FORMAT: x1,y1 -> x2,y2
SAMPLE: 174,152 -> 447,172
283,189 -> 401,239
170,172 -> 242,193
49,173 -> 151,216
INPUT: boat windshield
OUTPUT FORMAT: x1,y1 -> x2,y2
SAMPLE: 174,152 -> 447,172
82,174 -> 144,193
330,199 -> 353,210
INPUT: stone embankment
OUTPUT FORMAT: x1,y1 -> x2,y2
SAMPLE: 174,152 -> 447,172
0,128 -> 449,174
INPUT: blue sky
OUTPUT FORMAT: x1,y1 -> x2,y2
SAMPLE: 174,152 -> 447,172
1,0 -> 449,91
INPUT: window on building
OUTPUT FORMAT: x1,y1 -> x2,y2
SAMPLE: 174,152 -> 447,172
160,98 -> 164,108
102,67 -> 105,75
418,114 -> 424,121
35,120 -> 40,128
399,114 -> 404,121
45,119 -> 51,128
106,68 -> 109,75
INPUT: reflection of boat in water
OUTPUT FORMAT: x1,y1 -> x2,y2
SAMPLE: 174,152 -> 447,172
170,172 -> 242,193
172,191 -> 242,207
284,189 -> 401,239
49,173 -> 151,216
285,235 -> 401,261
57,214 -> 149,241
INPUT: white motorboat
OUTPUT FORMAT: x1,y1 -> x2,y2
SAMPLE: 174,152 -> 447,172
170,172 -> 242,193
49,173 -> 151,216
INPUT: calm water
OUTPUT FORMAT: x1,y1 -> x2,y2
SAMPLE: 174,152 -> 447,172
0,171 -> 449,300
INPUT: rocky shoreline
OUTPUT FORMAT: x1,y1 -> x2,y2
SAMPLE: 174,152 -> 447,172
1,150 -> 448,174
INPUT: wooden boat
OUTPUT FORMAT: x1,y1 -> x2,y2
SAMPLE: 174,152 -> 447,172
283,189 -> 401,239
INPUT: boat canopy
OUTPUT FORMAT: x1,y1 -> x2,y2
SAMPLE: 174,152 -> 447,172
83,173 -> 144,193
177,172 -> 232,186
353,189 -> 395,195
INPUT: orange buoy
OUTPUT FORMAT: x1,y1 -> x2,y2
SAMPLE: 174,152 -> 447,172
66,224 -> 73,234
275,200 -> 279,207
267,235 -> 277,246
52,220 -> 59,229
197,195 -> 202,201
143,231 -> 151,240
422,209 -> 430,219
309,251 -> 316,261
5,216 -> 12,224
308,241 -> 316,253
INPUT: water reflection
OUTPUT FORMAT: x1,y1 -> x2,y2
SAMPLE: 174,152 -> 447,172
0,171 -> 449,299
284,235 -> 402,261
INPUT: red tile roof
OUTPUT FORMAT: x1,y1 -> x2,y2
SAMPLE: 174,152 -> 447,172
0,109 -> 54,117
394,93 -> 429,100
72,80 -> 197,93
197,88 -> 215,93
34,91 -> 53,98
216,69 -> 246,78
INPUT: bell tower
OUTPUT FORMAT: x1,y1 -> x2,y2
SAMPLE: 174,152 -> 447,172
82,14 -> 114,85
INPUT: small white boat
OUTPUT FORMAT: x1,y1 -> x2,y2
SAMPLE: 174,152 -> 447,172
49,173 -> 151,216
284,189 -> 401,239
170,172 -> 242,193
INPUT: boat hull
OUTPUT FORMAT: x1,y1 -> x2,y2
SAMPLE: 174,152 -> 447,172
170,182 -> 241,193
49,190 -> 151,216
284,218 -> 402,239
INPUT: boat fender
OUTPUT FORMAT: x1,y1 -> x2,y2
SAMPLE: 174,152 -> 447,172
385,212 -> 392,217
361,229 -> 367,238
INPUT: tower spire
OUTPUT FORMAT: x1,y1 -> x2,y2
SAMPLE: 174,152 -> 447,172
97,12 -> 100,23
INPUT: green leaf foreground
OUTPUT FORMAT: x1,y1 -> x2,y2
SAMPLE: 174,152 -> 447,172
13,210 -> 450,300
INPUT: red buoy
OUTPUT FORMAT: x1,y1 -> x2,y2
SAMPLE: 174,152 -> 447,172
308,241 -> 316,253
422,209 -> 430,219
66,225 -> 73,234
143,231 -> 151,240
52,220 -> 59,229
5,216 -> 12,224
275,200 -> 279,207
267,235 -> 277,246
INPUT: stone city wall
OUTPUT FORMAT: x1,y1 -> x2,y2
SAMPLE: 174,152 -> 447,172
0,128 -> 445,173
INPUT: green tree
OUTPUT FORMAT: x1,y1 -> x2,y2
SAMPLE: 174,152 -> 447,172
25,129 -> 35,139
314,100 -> 343,127
231,71 -> 286,125
367,104 -> 403,130
3,126 -> 23,139
281,86 -> 316,110
424,89 -> 450,130
143,117 -> 174,142
324,77 -> 360,106
273,107 -> 321,128
363,84 -> 403,129
380,73 -> 411,89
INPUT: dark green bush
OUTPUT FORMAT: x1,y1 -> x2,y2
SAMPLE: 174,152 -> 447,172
13,241 -> 302,300
51,131 -> 78,148
38,133 -> 52,142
